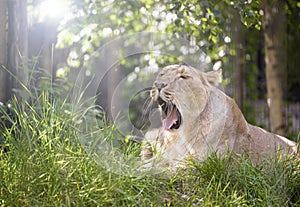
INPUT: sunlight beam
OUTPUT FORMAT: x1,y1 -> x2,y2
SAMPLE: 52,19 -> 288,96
35,0 -> 71,22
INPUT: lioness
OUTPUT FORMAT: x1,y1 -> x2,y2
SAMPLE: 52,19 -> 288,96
141,64 -> 297,169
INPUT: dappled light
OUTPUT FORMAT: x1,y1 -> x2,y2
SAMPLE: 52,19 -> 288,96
0,0 -> 299,205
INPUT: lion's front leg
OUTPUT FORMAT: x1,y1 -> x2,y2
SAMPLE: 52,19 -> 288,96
140,128 -> 170,169
140,128 -> 161,161
140,143 -> 154,161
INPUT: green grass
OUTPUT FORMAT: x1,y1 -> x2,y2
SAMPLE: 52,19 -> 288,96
0,90 -> 300,206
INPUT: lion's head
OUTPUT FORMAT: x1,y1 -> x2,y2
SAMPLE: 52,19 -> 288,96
150,64 -> 222,131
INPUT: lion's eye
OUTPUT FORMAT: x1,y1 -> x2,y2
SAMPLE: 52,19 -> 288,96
179,75 -> 189,79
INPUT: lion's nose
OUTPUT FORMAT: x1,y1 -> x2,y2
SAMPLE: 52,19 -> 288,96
154,82 -> 167,91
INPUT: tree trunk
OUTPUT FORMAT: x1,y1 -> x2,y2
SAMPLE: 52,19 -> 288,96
262,0 -> 286,136
0,0 -> 8,103
7,0 -> 28,98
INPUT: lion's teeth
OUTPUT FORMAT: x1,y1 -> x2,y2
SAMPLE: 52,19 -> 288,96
158,105 -> 162,112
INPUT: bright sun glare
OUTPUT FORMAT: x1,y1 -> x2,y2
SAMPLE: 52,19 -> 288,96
37,0 -> 70,21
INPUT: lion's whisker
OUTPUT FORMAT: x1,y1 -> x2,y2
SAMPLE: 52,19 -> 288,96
140,96 -> 154,125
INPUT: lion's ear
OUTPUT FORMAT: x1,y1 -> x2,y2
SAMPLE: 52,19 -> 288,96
205,69 -> 222,86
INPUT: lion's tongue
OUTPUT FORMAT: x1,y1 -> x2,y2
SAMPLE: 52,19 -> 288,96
163,107 -> 178,130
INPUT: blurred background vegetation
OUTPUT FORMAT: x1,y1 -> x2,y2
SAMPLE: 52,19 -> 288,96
0,0 -> 299,139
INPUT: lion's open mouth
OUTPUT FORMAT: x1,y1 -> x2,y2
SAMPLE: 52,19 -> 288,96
157,97 -> 182,130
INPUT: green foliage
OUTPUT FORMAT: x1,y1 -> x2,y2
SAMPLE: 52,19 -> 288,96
56,0 -> 236,73
227,0 -> 262,30
56,0 -> 300,102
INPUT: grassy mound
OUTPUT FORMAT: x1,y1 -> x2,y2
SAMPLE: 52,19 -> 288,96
0,91 -> 299,206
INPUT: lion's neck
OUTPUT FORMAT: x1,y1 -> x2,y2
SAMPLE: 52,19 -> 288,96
181,88 -> 249,154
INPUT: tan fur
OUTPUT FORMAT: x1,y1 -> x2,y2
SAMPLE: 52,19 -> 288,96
141,64 -> 298,169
